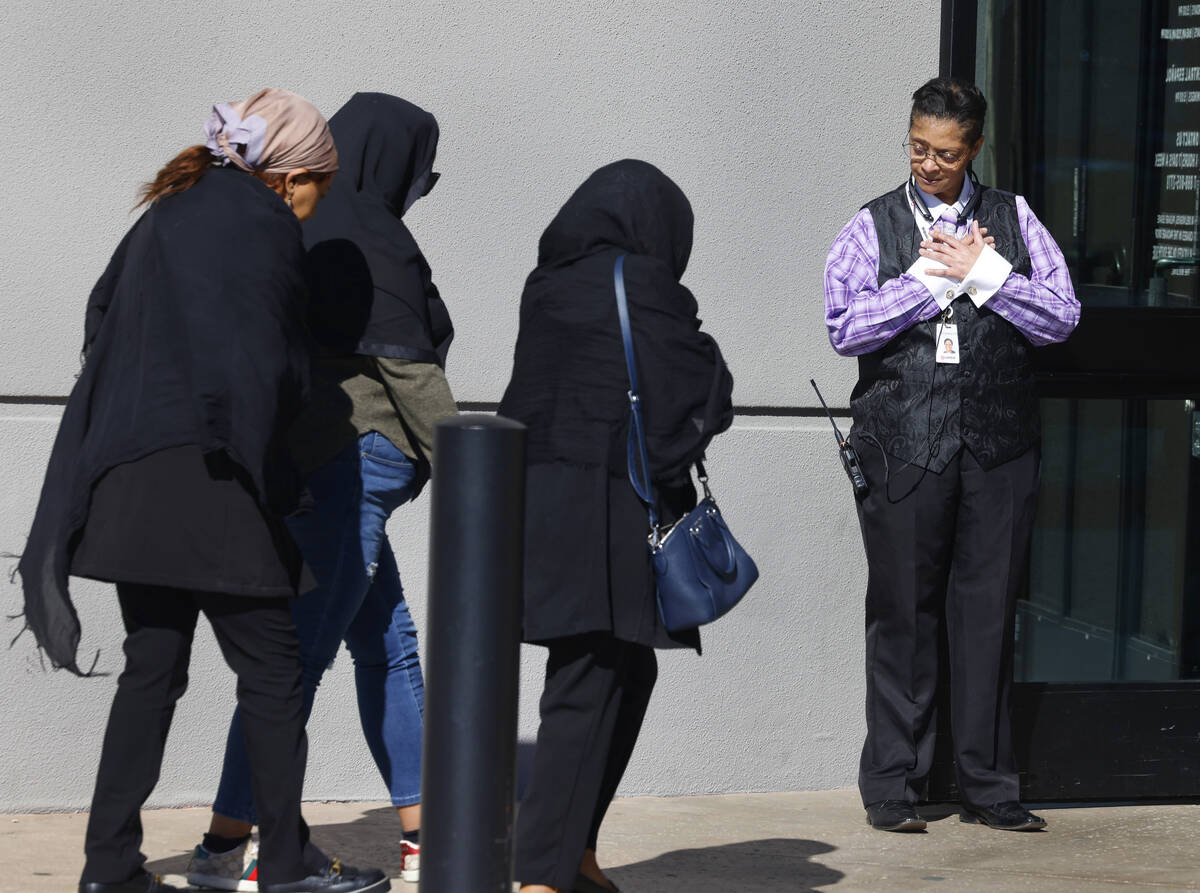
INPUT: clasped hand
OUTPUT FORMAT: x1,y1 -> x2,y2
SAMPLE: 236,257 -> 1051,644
919,220 -> 995,280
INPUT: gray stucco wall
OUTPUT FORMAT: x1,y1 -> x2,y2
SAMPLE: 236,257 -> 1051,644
0,1 -> 936,810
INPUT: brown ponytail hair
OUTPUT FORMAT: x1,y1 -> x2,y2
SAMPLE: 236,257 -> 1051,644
136,145 -> 213,208
136,146 -> 295,209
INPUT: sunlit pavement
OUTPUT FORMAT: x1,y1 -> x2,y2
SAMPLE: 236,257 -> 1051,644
3,790 -> 1197,892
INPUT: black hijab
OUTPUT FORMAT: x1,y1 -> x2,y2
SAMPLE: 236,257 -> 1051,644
302,92 -> 453,366
499,159 -> 733,480
19,167 -> 312,674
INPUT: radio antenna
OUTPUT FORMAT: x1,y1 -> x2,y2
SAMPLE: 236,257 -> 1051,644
810,379 -> 847,445
811,378 -> 869,498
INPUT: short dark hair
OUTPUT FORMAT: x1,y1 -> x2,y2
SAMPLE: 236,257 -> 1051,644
910,77 -> 987,144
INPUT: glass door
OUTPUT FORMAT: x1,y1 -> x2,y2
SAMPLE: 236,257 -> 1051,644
1024,398 -> 1200,683
932,0 -> 1200,800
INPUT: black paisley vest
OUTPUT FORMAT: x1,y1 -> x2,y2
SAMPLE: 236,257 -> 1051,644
849,183 -> 1039,472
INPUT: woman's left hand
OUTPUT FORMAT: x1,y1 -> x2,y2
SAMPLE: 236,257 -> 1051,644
919,220 -> 990,280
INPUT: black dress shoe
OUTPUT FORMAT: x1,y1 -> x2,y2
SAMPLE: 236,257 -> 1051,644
259,858 -> 390,893
960,800 -> 1047,831
79,872 -> 180,892
575,871 -> 621,892
865,799 -> 927,832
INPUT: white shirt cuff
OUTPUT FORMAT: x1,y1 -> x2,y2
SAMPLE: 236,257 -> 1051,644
905,257 -> 961,310
961,244 -> 1013,307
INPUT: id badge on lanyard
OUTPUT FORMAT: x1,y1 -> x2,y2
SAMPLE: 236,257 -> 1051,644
935,305 -> 960,365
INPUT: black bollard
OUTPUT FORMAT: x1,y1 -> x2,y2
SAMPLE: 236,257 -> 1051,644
421,414 -> 526,892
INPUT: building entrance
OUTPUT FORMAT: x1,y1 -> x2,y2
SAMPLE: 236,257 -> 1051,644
935,0 -> 1200,800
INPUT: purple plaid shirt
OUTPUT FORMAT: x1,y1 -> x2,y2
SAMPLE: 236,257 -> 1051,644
824,195 -> 1080,356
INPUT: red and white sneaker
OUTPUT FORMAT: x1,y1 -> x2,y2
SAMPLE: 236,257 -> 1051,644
399,840 -> 420,884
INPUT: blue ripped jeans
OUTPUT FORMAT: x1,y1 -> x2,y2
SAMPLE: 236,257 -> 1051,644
213,432 -> 425,821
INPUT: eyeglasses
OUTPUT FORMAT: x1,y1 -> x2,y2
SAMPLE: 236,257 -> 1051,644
903,141 -> 965,167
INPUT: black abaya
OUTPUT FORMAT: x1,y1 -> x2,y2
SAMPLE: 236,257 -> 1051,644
498,160 -> 734,649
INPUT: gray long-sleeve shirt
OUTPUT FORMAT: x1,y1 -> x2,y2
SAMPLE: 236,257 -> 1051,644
290,353 -> 458,475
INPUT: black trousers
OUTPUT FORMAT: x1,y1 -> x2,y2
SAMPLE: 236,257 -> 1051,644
81,584 -> 317,886
515,634 -> 658,890
854,442 -> 1040,807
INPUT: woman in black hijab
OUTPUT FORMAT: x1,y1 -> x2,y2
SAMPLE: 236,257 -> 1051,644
499,159 -> 734,893
195,92 -> 457,890
18,90 -> 386,893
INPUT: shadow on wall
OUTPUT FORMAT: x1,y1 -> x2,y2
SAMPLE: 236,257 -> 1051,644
608,838 -> 843,892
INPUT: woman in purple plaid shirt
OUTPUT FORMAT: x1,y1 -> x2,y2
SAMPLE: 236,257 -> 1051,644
823,77 -> 1079,835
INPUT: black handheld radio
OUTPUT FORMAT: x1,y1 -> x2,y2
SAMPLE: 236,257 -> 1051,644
811,379 -> 869,499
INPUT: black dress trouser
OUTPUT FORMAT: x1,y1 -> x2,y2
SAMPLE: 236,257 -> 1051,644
515,633 -> 658,890
80,583 -> 317,886
853,441 -> 1040,807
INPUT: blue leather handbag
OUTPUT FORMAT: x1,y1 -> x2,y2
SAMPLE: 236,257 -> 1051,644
613,254 -> 759,632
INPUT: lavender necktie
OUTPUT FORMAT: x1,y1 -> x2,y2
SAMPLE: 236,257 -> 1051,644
937,208 -> 961,237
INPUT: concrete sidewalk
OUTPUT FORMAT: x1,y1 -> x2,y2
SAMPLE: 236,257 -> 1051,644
3,790 -> 1197,892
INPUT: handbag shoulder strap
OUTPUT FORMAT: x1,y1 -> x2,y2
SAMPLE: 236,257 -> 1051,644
613,254 -> 661,533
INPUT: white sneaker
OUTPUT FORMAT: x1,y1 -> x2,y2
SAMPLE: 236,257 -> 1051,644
186,836 -> 260,892
399,840 -> 420,884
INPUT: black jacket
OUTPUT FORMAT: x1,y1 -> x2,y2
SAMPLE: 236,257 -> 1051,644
19,167 -> 312,674
303,92 -> 453,365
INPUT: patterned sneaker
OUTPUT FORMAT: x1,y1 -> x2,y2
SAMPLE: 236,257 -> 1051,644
186,836 -> 260,892
399,840 -> 420,884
